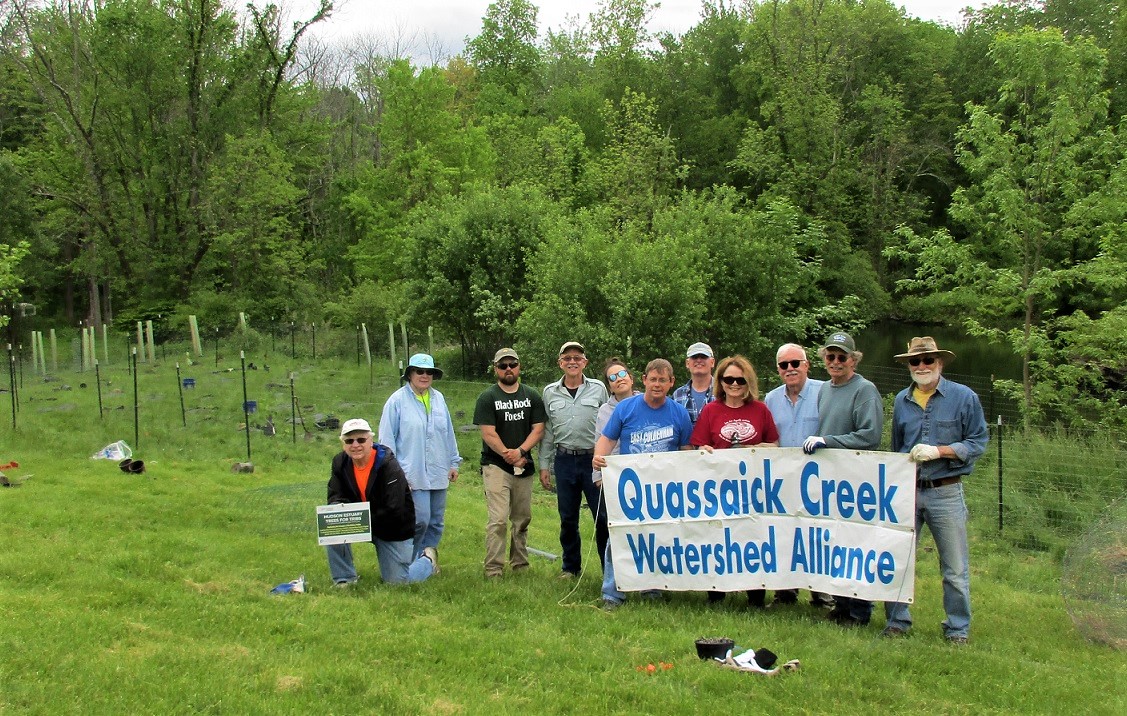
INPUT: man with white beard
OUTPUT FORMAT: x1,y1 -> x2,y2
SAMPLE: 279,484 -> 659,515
883,337 -> 989,644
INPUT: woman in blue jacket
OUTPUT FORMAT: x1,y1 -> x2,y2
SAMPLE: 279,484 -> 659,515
379,354 -> 463,559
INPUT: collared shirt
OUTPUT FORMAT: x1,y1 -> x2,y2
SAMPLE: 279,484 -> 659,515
672,380 -> 713,424
378,384 -> 463,491
540,375 -> 608,473
763,379 -> 825,448
892,376 -> 989,482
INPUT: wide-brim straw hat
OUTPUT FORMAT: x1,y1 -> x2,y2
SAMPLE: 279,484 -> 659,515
894,336 -> 956,364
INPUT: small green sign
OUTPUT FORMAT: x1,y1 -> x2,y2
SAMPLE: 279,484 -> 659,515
316,502 -> 372,545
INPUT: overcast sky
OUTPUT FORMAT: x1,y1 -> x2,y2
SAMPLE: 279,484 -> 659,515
292,1 -> 992,63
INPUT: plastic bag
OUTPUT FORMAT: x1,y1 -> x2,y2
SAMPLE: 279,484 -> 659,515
92,440 -> 133,461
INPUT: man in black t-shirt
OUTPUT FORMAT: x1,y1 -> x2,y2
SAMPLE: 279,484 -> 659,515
473,348 -> 546,577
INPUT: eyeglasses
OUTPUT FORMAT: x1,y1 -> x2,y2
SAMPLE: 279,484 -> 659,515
689,354 -> 710,361
778,359 -> 804,370
607,369 -> 629,381
824,352 -> 849,363
496,361 -> 519,370
908,356 -> 937,367
560,356 -> 585,364
342,437 -> 368,445
720,375 -> 748,386
414,369 -> 438,376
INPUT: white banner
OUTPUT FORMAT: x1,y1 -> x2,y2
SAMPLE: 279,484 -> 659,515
603,448 -> 917,602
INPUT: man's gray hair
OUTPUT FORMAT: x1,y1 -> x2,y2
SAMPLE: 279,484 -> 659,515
776,343 -> 809,362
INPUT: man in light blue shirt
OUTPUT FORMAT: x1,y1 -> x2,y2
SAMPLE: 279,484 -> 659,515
884,337 -> 988,644
763,343 -> 824,449
379,354 -> 463,560
762,342 -> 831,608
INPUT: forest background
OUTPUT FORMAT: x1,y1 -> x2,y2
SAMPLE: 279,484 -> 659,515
1,0 -> 1126,430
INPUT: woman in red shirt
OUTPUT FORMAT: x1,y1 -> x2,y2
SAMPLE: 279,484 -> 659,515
690,355 -> 779,608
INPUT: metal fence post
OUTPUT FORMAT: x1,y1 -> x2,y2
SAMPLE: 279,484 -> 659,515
997,415 -> 1004,533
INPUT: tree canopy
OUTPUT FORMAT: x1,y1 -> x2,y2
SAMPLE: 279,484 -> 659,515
1,0 -> 1124,426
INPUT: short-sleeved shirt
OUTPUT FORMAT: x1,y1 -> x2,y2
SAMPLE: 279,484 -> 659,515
763,379 -> 824,448
473,383 -> 546,474
690,400 -> 780,449
601,395 -> 693,455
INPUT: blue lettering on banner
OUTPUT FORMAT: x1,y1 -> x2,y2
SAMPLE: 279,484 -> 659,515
625,527 -> 778,576
617,460 -> 792,523
789,526 -> 896,584
798,461 -> 900,524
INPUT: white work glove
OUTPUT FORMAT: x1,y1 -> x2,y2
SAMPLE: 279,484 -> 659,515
802,436 -> 826,454
909,444 -> 942,462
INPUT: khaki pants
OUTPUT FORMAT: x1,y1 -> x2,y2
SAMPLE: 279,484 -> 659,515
482,464 -> 532,576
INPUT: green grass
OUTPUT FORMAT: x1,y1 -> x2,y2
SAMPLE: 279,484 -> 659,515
1,356 -> 1125,714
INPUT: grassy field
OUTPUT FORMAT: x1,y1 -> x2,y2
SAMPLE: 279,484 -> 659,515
1,354 -> 1124,714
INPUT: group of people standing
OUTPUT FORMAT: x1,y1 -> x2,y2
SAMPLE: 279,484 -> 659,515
323,331 -> 988,644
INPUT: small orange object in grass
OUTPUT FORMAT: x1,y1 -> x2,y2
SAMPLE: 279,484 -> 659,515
635,662 -> 674,673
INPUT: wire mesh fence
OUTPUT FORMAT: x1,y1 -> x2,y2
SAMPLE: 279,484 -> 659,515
4,327 -> 1125,558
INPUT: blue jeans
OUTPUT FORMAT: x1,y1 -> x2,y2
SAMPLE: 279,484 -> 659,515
326,539 -> 434,584
555,453 -> 608,575
885,481 -> 971,638
602,543 -> 660,604
412,488 -> 447,559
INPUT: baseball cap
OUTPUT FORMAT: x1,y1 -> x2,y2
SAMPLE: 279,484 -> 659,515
558,341 -> 585,356
340,418 -> 373,437
686,342 -> 714,359
822,332 -> 856,353
493,347 -> 519,364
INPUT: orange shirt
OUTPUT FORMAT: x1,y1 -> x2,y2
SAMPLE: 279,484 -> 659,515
352,454 -> 375,501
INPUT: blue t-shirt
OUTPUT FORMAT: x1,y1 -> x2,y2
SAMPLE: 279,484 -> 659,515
601,395 -> 693,455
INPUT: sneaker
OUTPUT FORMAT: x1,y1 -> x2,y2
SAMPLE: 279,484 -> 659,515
945,635 -> 969,645
811,593 -> 836,608
423,547 -> 439,575
558,571 -> 578,580
881,626 -> 908,638
601,599 -> 623,612
334,579 -> 358,589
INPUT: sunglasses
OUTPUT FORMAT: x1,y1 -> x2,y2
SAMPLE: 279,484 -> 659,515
908,356 -> 937,367
778,359 -> 804,370
496,361 -> 519,370
342,437 -> 368,445
720,375 -> 748,385
824,352 -> 850,363
607,369 -> 629,381
414,368 -> 438,376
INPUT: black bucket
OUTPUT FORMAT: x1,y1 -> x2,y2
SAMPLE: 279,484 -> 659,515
695,638 -> 734,660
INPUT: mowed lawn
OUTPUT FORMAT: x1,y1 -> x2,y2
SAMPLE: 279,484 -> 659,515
1,358 -> 1124,714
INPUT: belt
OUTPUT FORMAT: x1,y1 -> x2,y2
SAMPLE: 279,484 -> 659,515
557,447 -> 594,456
919,476 -> 961,489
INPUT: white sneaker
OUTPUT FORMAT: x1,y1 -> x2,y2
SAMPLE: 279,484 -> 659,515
423,547 -> 440,575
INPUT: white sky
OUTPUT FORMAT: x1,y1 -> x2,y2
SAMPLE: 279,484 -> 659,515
293,1 -> 992,63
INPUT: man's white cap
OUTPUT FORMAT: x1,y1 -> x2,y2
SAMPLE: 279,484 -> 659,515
340,418 -> 373,437
686,342 -> 714,359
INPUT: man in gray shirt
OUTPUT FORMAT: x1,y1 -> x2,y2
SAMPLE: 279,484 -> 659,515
802,331 -> 884,627
540,341 -> 609,577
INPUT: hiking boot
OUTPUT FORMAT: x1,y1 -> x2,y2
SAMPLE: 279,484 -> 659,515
946,635 -> 969,645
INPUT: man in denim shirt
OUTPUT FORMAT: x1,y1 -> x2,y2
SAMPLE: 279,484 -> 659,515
883,337 -> 989,644
672,341 -> 714,424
